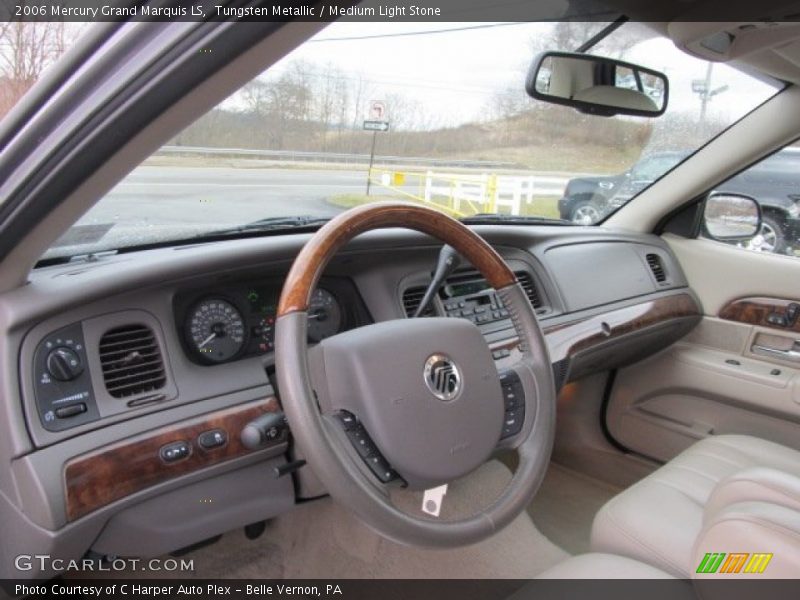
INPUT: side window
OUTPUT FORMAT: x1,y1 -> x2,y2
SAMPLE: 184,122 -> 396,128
701,145 -> 800,257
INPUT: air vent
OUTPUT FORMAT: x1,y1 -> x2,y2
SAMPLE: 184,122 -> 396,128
646,253 -> 667,283
99,324 -> 166,398
402,286 -> 435,318
516,271 -> 543,309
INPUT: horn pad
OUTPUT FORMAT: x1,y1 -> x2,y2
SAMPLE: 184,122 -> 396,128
309,317 -> 504,489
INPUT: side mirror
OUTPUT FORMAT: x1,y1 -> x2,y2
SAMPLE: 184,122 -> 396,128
703,193 -> 762,240
526,51 -> 668,118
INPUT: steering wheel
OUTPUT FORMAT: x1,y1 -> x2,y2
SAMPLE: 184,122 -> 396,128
275,203 -> 556,547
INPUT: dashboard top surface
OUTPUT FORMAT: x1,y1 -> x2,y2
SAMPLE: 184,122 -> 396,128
5,223 -> 690,449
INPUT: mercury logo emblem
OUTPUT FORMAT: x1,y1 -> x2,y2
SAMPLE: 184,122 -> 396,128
424,354 -> 462,401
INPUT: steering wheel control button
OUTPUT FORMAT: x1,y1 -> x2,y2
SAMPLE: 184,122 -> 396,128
423,353 -> 462,401
198,428 -> 228,450
160,441 -> 191,463
366,455 -> 397,483
55,402 -> 87,419
338,412 -> 358,431
337,412 -> 398,483
351,428 -> 376,458
500,371 -> 526,439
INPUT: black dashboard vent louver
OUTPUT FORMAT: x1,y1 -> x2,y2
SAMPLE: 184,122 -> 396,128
98,324 -> 166,398
402,286 -> 435,318
646,254 -> 667,283
516,272 -> 543,309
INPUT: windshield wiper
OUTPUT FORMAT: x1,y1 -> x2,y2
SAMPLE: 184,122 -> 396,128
36,216 -> 333,267
460,213 -> 573,226
197,215 -> 331,238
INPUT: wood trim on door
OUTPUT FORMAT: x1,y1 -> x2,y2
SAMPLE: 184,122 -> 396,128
719,297 -> 800,334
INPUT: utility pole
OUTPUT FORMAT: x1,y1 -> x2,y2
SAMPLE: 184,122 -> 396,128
692,63 -> 728,136
699,62 -> 713,126
363,100 -> 389,196
366,130 -> 378,195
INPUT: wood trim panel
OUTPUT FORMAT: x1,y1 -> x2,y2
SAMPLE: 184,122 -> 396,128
544,293 -> 700,362
64,398 -> 282,522
277,203 -> 516,316
719,297 -> 800,334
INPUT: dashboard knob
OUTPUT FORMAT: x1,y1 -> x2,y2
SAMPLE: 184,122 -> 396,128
46,347 -> 84,381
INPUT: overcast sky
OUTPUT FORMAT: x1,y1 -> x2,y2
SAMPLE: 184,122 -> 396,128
233,21 -> 778,128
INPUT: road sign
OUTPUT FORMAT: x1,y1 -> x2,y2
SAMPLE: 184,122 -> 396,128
369,100 -> 387,120
363,120 -> 389,132
709,84 -> 729,97
365,101 -> 389,196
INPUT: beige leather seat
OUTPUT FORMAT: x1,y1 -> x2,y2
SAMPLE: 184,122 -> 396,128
534,553 -> 676,579
591,434 -> 800,577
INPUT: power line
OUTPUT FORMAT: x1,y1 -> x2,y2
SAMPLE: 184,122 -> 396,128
261,68 -> 500,95
309,22 -> 530,43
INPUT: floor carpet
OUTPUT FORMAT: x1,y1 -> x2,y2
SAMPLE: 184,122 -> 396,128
527,462 -> 622,554
85,460 -> 569,579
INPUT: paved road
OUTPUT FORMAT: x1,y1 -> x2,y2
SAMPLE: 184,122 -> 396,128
88,166 -> 372,226
51,167 -> 374,255
47,165 -> 567,258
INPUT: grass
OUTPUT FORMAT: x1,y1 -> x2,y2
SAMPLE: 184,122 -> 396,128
327,193 -> 399,209
143,144 -> 637,176
448,143 -> 640,174
327,193 -> 561,220
141,156 -> 368,171
522,196 -> 561,219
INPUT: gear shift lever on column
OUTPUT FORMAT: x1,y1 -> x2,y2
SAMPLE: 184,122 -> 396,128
413,245 -> 463,318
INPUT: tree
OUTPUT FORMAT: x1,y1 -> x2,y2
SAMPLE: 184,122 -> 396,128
531,21 -> 642,57
0,21 -> 70,118
241,65 -> 314,149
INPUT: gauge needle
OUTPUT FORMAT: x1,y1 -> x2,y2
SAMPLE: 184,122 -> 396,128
198,333 -> 216,348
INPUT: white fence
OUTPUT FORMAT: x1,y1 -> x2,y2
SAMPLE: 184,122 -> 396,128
418,171 -> 568,215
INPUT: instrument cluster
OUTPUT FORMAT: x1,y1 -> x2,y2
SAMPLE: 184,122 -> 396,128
176,277 -> 353,365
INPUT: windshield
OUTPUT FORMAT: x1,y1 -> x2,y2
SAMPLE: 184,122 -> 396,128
34,21 -> 779,260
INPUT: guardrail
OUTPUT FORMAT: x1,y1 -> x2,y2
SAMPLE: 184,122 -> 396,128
369,168 -> 568,217
155,145 -> 522,169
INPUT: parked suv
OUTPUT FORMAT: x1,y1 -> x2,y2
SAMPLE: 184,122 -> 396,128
559,148 -> 800,253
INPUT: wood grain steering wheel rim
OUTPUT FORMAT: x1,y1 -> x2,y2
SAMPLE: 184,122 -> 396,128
277,202 -> 516,316
275,202 -> 556,547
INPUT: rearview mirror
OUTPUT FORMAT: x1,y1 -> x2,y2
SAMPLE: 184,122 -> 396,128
526,51 -> 668,117
703,193 -> 762,240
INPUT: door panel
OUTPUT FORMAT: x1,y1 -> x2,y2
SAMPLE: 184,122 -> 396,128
663,234 -> 800,315
605,234 -> 800,462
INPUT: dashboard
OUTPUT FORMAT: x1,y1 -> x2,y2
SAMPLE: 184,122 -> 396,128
0,224 -> 702,578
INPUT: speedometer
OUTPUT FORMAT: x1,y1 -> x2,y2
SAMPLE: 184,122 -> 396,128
187,298 -> 246,363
